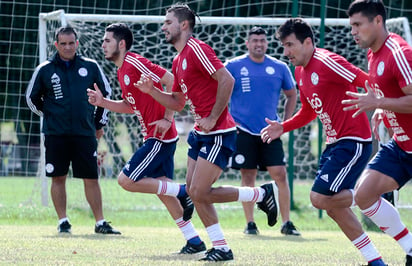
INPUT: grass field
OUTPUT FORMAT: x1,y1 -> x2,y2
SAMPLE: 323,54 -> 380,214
0,177 -> 411,265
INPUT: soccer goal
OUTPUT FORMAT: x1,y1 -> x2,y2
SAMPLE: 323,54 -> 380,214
36,10 -> 411,205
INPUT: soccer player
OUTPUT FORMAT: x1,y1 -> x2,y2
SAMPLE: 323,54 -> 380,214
135,3 -> 278,262
86,23 -> 207,254
260,18 -> 386,266
345,1 -> 412,265
26,26 -> 120,235
225,26 -> 300,236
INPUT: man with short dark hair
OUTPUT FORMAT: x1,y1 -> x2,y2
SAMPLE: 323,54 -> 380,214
26,25 -> 120,235
225,26 -> 299,236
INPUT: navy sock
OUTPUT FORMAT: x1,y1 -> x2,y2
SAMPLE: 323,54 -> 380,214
177,184 -> 187,198
188,236 -> 202,245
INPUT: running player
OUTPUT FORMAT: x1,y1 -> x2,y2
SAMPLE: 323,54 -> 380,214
345,1 -> 412,265
260,18 -> 385,266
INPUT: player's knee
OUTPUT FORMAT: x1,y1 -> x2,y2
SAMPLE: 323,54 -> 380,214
117,174 -> 132,191
188,186 -> 209,204
310,193 -> 326,210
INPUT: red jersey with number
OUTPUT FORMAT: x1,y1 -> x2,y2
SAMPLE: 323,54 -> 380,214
172,37 -> 236,134
118,51 -> 178,141
284,48 -> 372,144
367,33 -> 412,153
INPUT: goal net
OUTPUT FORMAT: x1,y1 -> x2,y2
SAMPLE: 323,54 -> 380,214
38,10 -> 411,184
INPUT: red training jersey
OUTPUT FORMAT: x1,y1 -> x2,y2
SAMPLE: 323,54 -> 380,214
283,48 -> 372,144
172,37 -> 236,134
367,33 -> 412,153
118,51 -> 178,142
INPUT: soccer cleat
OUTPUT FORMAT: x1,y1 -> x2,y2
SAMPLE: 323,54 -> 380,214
179,241 -> 207,254
244,221 -> 259,235
177,194 -> 194,221
281,221 -> 301,236
58,220 -> 72,234
406,254 -> 412,266
95,221 -> 121,235
257,182 -> 278,227
199,248 -> 234,262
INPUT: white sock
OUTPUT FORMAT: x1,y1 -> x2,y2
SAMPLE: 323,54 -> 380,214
206,223 -> 229,251
362,198 -> 412,255
237,187 -> 264,202
157,180 -> 180,196
96,219 -> 105,226
352,233 -> 381,262
175,217 -> 199,241
58,217 -> 69,224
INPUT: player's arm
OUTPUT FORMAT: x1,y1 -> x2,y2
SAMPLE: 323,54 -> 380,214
160,70 -> 175,122
282,86 -> 297,121
87,83 -> 134,114
261,92 -> 317,143
94,64 -> 112,130
25,67 -> 44,117
198,67 -> 234,133
135,74 -> 186,112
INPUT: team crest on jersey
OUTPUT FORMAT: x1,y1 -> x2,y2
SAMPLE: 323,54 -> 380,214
182,58 -> 187,70
78,67 -> 88,77
311,72 -> 319,85
240,66 -> 249,76
299,79 -> 303,86
265,66 -> 275,75
126,92 -> 135,104
377,61 -> 385,76
124,74 -> 130,85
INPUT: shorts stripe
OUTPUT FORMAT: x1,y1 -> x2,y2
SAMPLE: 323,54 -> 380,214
330,142 -> 362,192
129,141 -> 162,181
207,135 -> 222,163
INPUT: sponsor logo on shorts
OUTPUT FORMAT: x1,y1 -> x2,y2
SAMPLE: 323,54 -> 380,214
200,146 -> 207,154
235,154 -> 245,165
320,174 -> 328,182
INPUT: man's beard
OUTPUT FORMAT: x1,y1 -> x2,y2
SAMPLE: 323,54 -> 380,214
107,49 -> 121,61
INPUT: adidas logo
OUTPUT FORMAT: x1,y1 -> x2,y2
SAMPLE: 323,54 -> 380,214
320,174 -> 328,182
200,146 -> 207,154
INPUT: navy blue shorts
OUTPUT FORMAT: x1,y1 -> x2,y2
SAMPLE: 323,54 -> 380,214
230,128 -> 285,171
45,135 -> 98,179
187,130 -> 236,170
312,140 -> 372,196
123,138 -> 176,181
367,139 -> 412,189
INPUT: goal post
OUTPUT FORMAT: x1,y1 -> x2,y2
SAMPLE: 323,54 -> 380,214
37,10 -> 411,205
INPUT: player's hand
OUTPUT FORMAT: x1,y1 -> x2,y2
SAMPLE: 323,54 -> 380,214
260,118 -> 283,143
96,128 -> 104,139
342,80 -> 378,118
87,83 -> 104,106
134,74 -> 154,94
371,109 -> 384,141
149,118 -> 171,140
197,116 -> 217,133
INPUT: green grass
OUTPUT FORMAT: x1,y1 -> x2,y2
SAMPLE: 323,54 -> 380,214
0,177 -> 411,265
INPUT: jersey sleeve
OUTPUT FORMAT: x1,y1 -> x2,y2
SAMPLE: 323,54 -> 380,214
391,44 -> 412,89
26,64 -> 45,117
282,89 -> 317,132
281,63 -> 296,90
189,39 -> 224,77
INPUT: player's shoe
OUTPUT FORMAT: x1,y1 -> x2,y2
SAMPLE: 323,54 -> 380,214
199,248 -> 234,262
95,221 -> 121,235
257,181 -> 278,226
179,241 -> 206,254
367,258 -> 387,266
281,221 -> 301,236
58,220 -> 72,234
177,194 -> 194,221
406,254 -> 412,266
244,221 -> 259,235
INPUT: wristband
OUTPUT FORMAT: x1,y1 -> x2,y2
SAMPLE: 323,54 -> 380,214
163,117 -> 172,123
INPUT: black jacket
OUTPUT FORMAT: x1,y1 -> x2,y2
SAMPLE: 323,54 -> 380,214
26,52 -> 111,136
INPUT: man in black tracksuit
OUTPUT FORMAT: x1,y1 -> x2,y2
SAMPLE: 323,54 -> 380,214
26,25 -> 120,234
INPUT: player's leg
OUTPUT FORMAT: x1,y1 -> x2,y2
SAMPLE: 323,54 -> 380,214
311,140 -> 384,265
45,135 -> 71,233
355,140 -> 412,262
231,129 -> 260,234
72,136 -> 120,234
240,168 -> 259,234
